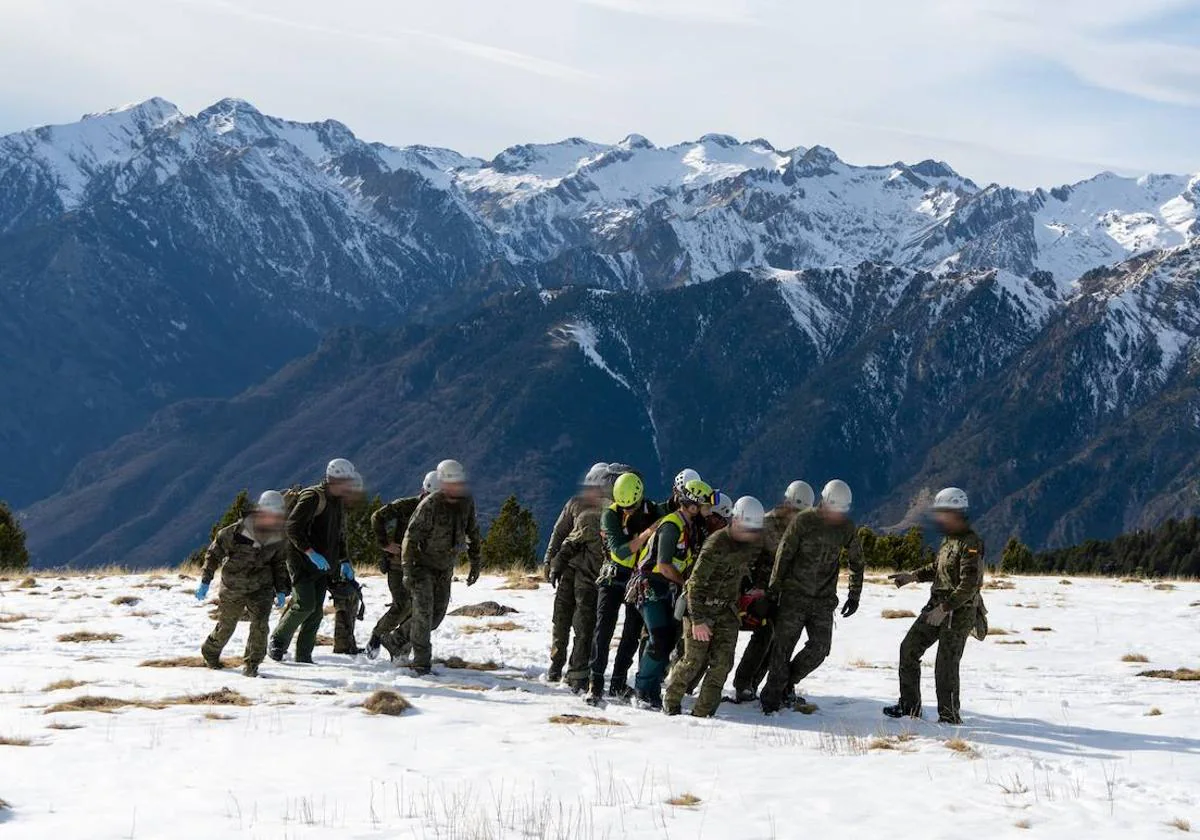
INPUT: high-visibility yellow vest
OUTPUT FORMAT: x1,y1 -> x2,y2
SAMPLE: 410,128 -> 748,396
607,502 -> 654,569
651,511 -> 695,576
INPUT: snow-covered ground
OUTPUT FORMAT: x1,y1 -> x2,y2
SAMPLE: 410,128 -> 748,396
1,572 -> 1198,839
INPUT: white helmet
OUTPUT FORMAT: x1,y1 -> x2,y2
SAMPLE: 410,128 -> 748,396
784,480 -> 815,510
422,470 -> 441,494
326,458 -> 357,481
712,490 -> 734,521
732,496 -> 765,530
674,468 -> 701,493
821,479 -> 852,514
583,463 -> 610,488
255,490 -> 286,516
932,487 -> 969,512
437,459 -> 467,484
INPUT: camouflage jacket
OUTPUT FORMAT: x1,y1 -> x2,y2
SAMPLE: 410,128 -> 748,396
559,506 -> 606,579
371,495 -> 421,546
202,518 -> 289,594
769,508 -> 865,607
285,484 -> 346,580
686,528 -> 763,626
916,529 -> 985,611
750,505 -> 799,589
543,496 -> 589,567
401,491 -> 481,572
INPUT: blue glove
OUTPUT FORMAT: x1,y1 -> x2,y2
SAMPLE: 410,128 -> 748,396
307,550 -> 330,572
194,582 -> 210,601
275,592 -> 287,609
340,561 -> 355,581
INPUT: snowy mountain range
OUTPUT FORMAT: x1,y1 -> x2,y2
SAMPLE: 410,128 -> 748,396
2,98 -> 1198,563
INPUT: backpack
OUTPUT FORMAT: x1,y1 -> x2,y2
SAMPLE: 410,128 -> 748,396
282,485 -> 327,518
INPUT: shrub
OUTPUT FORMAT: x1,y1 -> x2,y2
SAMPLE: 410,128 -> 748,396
57,631 -> 122,643
362,690 -> 411,716
480,496 -> 539,571
549,714 -> 624,727
0,502 -> 30,572
881,609 -> 916,619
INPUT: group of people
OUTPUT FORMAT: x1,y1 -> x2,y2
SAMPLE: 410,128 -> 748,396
195,457 -> 985,724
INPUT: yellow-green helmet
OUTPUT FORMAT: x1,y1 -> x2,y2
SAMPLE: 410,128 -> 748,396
613,472 -> 644,508
680,478 -> 714,507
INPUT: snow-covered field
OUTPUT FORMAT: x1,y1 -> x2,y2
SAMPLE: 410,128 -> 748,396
1,571 -> 1198,839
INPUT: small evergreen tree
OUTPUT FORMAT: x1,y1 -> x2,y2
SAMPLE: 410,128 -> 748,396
345,494 -> 384,572
481,495 -> 539,571
0,501 -> 30,572
183,490 -> 250,567
1000,536 -> 1034,574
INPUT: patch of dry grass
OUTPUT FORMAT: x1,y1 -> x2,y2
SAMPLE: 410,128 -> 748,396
1168,818 -> 1191,832
1154,583 -> 1177,591
497,578 -> 540,591
1031,626 -> 1053,632
57,631 -> 122,643
1012,602 -> 1040,609
130,610 -> 159,618
881,609 -> 916,619
437,656 -> 501,671
44,687 -> 251,715
315,634 -> 335,647
362,690 -> 411,716
794,702 -> 819,715
0,613 -> 31,624
987,627 -> 1015,636
46,721 -> 84,730
1059,579 -> 1073,585
666,793 -> 701,807
448,602 -> 519,618
16,577 -> 37,589
1120,577 -> 1143,584
202,712 -> 235,721
549,714 -> 624,727
996,640 -> 1027,645
0,735 -> 34,747
43,679 -> 89,692
1015,819 -> 1032,830
136,582 -> 173,591
445,683 -> 489,692
1146,707 -> 1163,716
984,579 -> 1016,591
1122,653 -> 1149,663
139,655 -> 241,669
0,796 -> 9,810
111,595 -> 141,607
1138,668 -> 1200,682
459,620 -> 526,634
166,688 -> 251,707
944,737 -> 980,758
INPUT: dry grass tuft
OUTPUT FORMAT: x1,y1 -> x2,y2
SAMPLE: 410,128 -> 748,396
1146,707 -> 1163,716
203,712 -> 235,721
1154,583 -> 1177,591
437,656 -> 501,672
449,601 -> 520,618
137,582 -> 173,591
362,690 -> 411,716
0,613 -> 31,624
44,696 -> 162,714
1031,626 -> 1053,632
1059,579 -> 1073,585
315,634 -> 335,647
139,655 -> 244,669
550,713 -> 625,727
794,702 -> 819,715
944,737 -> 980,758
1138,668 -> 1200,682
57,630 -> 122,643
166,688 -> 252,707
1168,818 -> 1192,833
459,620 -> 526,635
45,721 -> 84,730
666,793 -> 702,807
17,577 -> 37,589
130,610 -> 159,618
996,640 -> 1028,645
0,796 -> 9,810
43,679 -> 89,692
497,579 -> 540,591
1014,819 -> 1032,830
987,627 -> 1015,636
1190,601 -> 1200,607
445,683 -> 489,692
1120,577 -> 1143,584
881,609 -> 916,620
0,735 -> 34,747
984,579 -> 1016,591
111,595 -> 141,607
1122,653 -> 1149,663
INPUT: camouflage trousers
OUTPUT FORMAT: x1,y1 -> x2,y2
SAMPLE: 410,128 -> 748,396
664,611 -> 739,716
270,576 -> 329,662
329,582 -> 362,655
548,565 -> 577,680
203,586 -> 274,666
898,602 -> 974,721
371,566 -> 411,643
760,600 -> 835,710
406,566 -> 454,670
732,624 -> 772,695
565,571 -> 598,685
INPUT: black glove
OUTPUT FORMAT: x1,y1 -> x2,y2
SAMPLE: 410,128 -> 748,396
466,566 -> 481,586
549,568 -> 562,589
840,597 -> 859,618
379,555 -> 391,575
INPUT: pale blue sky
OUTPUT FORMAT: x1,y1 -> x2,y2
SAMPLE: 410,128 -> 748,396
1,0 -> 1198,187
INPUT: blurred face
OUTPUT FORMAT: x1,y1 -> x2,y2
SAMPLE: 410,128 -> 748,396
819,505 -> 848,524
254,510 -> 284,533
327,477 -> 356,499
582,485 -> 603,504
730,522 -> 761,543
933,510 -> 966,533
442,480 -> 468,500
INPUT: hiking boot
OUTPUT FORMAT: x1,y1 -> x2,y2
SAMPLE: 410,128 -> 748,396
411,664 -> 432,677
333,643 -> 361,656
664,704 -> 682,717
202,651 -> 224,670
295,654 -> 314,665
608,681 -> 633,701
883,703 -> 922,720
938,714 -> 963,725
730,687 -> 756,704
267,641 -> 285,662
365,635 -> 382,661
547,666 -> 563,683
634,691 -> 662,712
242,662 -> 260,678
567,678 -> 589,695
585,676 -> 606,706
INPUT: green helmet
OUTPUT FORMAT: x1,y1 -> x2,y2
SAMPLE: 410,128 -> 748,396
680,478 -> 714,507
613,472 -> 644,508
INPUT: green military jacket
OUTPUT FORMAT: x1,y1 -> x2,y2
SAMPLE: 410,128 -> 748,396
202,518 -> 289,594
558,505 -> 606,580
686,528 -> 762,626
544,496 -> 588,567
372,495 -> 421,546
917,529 -> 985,611
750,505 -> 798,589
769,508 -> 865,607
285,484 -> 347,581
401,490 -> 482,573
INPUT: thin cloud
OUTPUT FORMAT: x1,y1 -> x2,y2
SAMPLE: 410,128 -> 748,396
576,0 -> 759,25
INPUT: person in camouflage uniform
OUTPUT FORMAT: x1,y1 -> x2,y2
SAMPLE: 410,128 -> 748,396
196,491 -> 291,677
366,470 -> 440,661
732,480 -> 814,701
664,496 -> 765,717
544,463 -> 610,683
269,458 -> 360,664
398,459 -> 481,675
885,487 -> 984,725
760,479 -> 864,714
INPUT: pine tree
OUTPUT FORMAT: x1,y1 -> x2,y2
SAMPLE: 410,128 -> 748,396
183,490 -> 250,567
345,494 -> 384,573
481,495 -> 539,571
0,501 -> 30,572
1000,536 -> 1034,574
